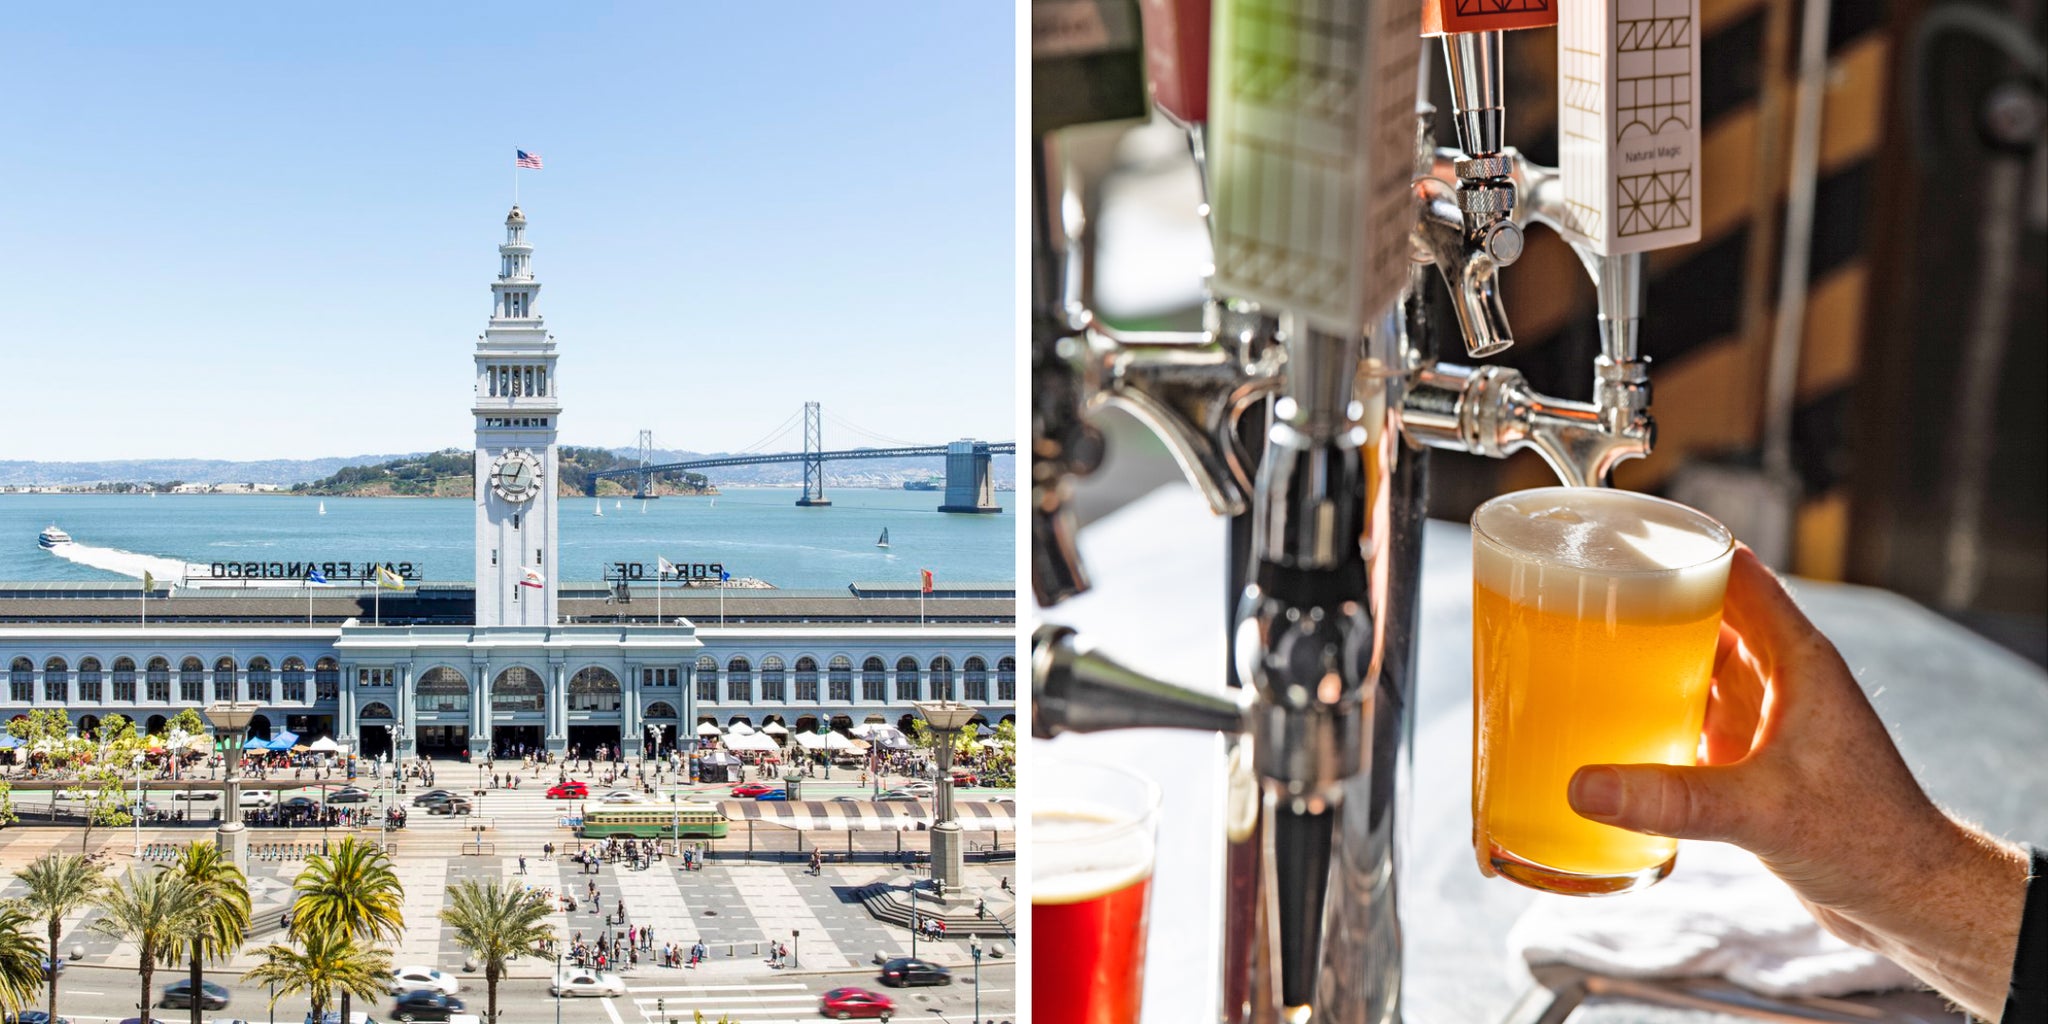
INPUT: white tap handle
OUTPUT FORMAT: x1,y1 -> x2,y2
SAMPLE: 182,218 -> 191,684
1206,0 -> 1423,338
1557,0 -> 1702,255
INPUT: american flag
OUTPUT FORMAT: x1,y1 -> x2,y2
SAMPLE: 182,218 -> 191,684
516,150 -> 543,170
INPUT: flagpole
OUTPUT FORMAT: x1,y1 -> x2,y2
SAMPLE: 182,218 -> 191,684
655,559 -> 662,626
375,581 -> 381,627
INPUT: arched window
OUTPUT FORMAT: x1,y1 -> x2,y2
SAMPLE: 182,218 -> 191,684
569,666 -> 622,711
9,657 -> 32,703
696,656 -> 719,702
493,667 -> 545,713
416,666 -> 468,714
281,658 -> 308,703
793,657 -> 819,703
78,657 -> 102,703
894,657 -> 921,702
247,657 -> 272,703
726,657 -> 753,703
314,658 -> 340,701
930,657 -> 956,701
41,658 -> 67,703
112,657 -> 137,702
146,657 -> 172,703
760,657 -> 787,703
861,657 -> 887,702
177,656 -> 204,703
212,656 -> 238,702
828,656 -> 854,702
644,701 -> 678,720
997,656 -> 1017,702
963,657 -> 989,702
359,702 -> 394,721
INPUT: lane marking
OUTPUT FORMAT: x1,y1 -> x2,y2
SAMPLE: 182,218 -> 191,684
602,992 -> 626,1024
621,983 -> 808,993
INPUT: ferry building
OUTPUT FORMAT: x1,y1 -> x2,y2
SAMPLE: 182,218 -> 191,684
0,209 -> 1017,761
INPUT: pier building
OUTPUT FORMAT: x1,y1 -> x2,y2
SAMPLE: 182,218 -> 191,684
0,209 -> 1016,759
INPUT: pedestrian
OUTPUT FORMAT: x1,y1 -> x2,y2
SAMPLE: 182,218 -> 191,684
518,855 -> 527,875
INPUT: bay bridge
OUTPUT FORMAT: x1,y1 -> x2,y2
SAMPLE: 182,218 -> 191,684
587,401 -> 1015,512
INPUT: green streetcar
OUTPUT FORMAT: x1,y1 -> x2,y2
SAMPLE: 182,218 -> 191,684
579,803 -> 730,840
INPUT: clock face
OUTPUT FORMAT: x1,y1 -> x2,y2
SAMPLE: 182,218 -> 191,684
489,451 -> 543,503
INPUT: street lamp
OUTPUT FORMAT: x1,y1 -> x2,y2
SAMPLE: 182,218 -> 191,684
131,752 -> 145,862
201,701 -> 260,870
911,700 -> 976,898
971,937 -> 983,1022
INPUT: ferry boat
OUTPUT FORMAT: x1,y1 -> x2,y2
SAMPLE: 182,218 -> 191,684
37,525 -> 72,548
902,478 -> 942,492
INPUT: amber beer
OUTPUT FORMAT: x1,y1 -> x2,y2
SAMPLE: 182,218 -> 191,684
1033,761 -> 1159,1024
1472,487 -> 1734,895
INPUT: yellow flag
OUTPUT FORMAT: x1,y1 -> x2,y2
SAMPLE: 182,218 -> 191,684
375,566 -> 405,591
142,571 -> 155,593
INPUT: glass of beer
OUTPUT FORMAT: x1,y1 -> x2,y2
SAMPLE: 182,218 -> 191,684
1471,486 -> 1734,895
1033,757 -> 1160,1024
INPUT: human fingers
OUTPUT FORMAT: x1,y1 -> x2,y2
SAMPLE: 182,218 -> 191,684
1566,762 -> 1779,854
1719,545 -> 1828,679
1700,623 -> 1764,765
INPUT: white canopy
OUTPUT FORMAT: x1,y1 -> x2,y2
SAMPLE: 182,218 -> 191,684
695,722 -> 722,736
726,732 -> 779,753
793,732 -> 824,750
821,731 -> 855,751
761,722 -> 789,735
307,736 -> 344,753
727,722 -> 756,737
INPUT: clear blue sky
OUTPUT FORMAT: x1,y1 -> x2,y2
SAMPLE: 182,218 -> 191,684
0,5 -> 1016,461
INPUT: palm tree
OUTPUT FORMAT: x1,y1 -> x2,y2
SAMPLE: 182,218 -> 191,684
242,929 -> 391,1021
290,835 -> 404,1022
89,867 -> 203,1021
16,851 -> 107,1023
0,903 -> 49,1017
162,842 -> 251,1024
444,879 -> 556,1024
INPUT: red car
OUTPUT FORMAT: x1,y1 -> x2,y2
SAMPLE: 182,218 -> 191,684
545,781 -> 588,799
730,782 -> 776,798
819,986 -> 894,1020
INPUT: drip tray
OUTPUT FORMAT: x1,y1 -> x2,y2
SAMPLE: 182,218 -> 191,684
1503,966 -> 1969,1024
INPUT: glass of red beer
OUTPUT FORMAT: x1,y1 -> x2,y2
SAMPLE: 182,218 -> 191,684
1033,758 -> 1160,1024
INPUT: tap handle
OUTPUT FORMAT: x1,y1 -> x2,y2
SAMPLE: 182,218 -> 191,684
1031,0 -> 1151,137
1032,625 -> 1246,739
1136,0 -> 1212,124
1413,176 -> 1515,358
1554,0 -> 1702,255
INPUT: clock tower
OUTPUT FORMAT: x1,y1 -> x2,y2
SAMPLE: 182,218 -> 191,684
472,205 -> 560,627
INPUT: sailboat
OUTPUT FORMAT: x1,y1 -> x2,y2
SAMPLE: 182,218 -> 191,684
317,501 -> 326,516
593,499 -> 605,518
639,500 -> 648,514
615,500 -> 621,510
876,528 -> 890,549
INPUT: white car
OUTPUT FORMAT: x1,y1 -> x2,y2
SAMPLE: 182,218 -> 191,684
596,790 -> 646,804
388,964 -> 460,996
238,790 -> 276,808
551,968 -> 626,997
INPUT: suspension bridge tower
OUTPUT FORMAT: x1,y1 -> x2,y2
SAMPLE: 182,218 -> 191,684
795,400 -> 831,507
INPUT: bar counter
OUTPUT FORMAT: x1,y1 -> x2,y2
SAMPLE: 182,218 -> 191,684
1035,485 -> 2048,1023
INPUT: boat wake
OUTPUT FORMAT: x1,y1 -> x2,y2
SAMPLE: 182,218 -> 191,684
46,539 -> 197,585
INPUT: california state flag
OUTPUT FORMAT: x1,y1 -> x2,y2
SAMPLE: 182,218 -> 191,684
520,568 -> 547,589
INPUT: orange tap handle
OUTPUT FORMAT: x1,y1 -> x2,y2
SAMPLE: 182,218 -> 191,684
1422,0 -> 1557,36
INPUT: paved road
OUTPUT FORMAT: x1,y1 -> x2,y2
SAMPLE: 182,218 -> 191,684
40,958 -> 1016,1023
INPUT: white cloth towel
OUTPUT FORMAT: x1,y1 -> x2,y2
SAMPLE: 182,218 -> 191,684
1506,841 -> 1919,999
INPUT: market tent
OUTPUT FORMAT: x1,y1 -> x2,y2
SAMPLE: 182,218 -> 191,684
727,732 -> 779,753
695,722 -> 723,736
821,732 -> 855,751
307,736 -> 344,753
270,730 -> 300,749
761,722 -> 788,735
793,732 -> 823,750
698,751 -> 742,766
727,722 -> 756,736
0,735 -> 23,749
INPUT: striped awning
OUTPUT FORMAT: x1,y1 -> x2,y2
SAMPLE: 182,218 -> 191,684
720,799 -> 1014,833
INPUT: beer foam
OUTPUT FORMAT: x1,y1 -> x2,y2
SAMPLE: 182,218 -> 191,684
1032,806 -> 1156,905
1473,488 -> 1732,618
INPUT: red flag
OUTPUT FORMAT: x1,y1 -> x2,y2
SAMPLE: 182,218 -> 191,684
920,569 -> 934,594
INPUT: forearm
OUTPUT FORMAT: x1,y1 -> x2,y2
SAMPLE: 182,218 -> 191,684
1847,815 -> 2029,1021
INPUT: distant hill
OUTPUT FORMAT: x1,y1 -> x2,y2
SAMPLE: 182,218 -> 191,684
294,448 -> 713,497
0,446 -> 1015,492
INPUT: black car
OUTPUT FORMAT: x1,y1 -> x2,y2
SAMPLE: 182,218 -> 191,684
878,956 -> 951,987
425,796 -> 471,816
329,786 -> 372,804
392,990 -> 465,1021
159,979 -> 230,1010
280,796 -> 319,812
411,789 -> 458,807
